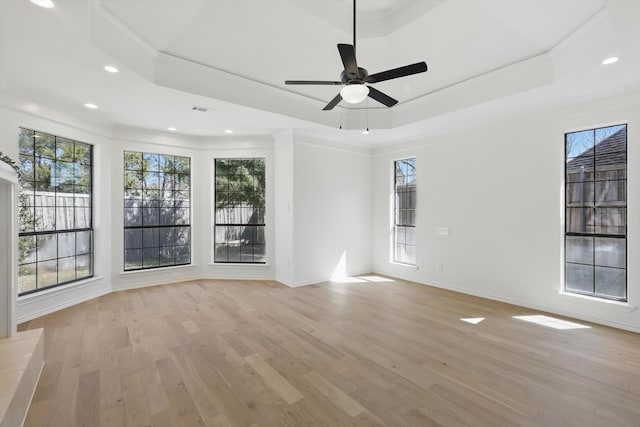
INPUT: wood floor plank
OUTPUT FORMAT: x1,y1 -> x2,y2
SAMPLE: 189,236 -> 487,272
20,277 -> 640,427
302,370 -> 366,417
244,353 -> 304,405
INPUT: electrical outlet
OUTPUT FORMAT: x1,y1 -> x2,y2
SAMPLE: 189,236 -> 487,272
437,227 -> 449,236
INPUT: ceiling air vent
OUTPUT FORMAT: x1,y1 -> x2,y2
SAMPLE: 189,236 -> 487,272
191,105 -> 214,113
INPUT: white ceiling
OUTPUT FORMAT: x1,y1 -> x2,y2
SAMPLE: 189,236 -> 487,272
1,0 -> 639,144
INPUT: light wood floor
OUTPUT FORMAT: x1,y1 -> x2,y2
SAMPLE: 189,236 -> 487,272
18,277 -> 640,427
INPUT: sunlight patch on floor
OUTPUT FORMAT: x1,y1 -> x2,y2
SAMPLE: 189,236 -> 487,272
513,315 -> 591,330
461,317 -> 485,324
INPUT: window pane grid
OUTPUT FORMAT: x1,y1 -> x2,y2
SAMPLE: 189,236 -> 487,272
564,124 -> 626,301
18,128 -> 93,296
214,158 -> 266,264
393,158 -> 416,265
124,151 -> 191,271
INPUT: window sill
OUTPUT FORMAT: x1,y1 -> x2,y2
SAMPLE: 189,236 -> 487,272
557,291 -> 637,312
120,264 -> 196,276
17,276 -> 105,302
390,261 -> 418,270
209,263 -> 270,268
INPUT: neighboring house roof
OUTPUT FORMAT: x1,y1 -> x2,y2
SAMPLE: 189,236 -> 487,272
567,127 -> 626,170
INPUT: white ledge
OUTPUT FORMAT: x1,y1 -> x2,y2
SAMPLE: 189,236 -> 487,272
208,263 -> 270,268
557,291 -> 637,312
120,264 -> 196,276
17,276 -> 104,303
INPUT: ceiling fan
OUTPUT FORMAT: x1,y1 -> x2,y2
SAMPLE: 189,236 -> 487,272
284,0 -> 428,110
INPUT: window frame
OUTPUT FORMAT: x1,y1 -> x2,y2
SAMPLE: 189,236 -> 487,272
393,157 -> 416,266
564,124 -> 627,302
213,157 -> 266,264
17,128 -> 94,296
123,150 -> 192,271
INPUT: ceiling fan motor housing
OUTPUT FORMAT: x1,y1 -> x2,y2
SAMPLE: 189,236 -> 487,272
341,67 -> 368,84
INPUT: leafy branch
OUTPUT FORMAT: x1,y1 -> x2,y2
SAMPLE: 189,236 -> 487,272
0,152 -> 22,182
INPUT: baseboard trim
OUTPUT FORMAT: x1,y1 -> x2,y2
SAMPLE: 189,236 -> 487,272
389,274 -> 640,334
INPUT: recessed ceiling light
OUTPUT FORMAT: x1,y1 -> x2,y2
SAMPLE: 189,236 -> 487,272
224,129 -> 233,134
602,57 -> 619,65
104,65 -> 119,73
30,0 -> 54,8
167,127 -> 177,132
84,103 -> 98,109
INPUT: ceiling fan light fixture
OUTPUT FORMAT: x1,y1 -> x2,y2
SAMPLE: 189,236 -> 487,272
340,84 -> 369,104
30,0 -> 54,8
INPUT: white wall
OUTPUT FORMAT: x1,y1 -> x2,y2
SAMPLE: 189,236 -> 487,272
291,138 -> 373,285
372,91 -> 640,332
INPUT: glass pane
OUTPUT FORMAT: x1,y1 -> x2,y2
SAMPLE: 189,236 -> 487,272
159,246 -> 174,266
74,143 -> 91,165
595,208 -> 625,235
404,245 -> 416,265
175,157 -> 190,174
175,227 -> 190,246
124,208 -> 142,226
142,247 -> 160,267
124,151 -> 142,170
58,257 -> 76,283
36,234 -> 57,262
19,236 -> 37,264
35,133 -> 56,159
214,244 -> 228,262
143,227 -> 159,248
56,139 -> 74,162
19,154 -> 35,182
595,125 -> 626,151
160,207 -> 175,225
37,260 -> 58,288
175,246 -> 190,264
18,263 -> 37,294
58,232 -> 76,258
76,254 -> 92,278
125,229 -> 142,249
405,226 -> 416,245
125,249 -> 142,270
159,227 -> 175,246
143,153 -> 159,171
594,237 -> 625,268
76,231 -> 92,255
75,207 -> 91,228
565,236 -> 593,265
595,180 -> 625,204
395,227 -> 406,245
566,207 -> 595,233
124,170 -> 142,189
566,129 -> 594,158
175,208 -> 189,225
594,267 -> 626,299
595,152 -> 626,178
143,207 -> 159,226
566,182 -> 594,205
565,263 -> 593,293
19,128 -> 35,154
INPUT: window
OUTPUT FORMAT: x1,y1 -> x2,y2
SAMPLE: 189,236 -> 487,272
17,128 -> 93,295
565,124 -> 627,301
394,158 -> 416,265
214,158 -> 265,263
124,151 -> 191,270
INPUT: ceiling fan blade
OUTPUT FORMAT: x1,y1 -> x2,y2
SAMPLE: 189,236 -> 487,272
366,62 -> 428,83
368,86 -> 398,107
338,44 -> 360,79
285,80 -> 343,85
323,93 -> 342,111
